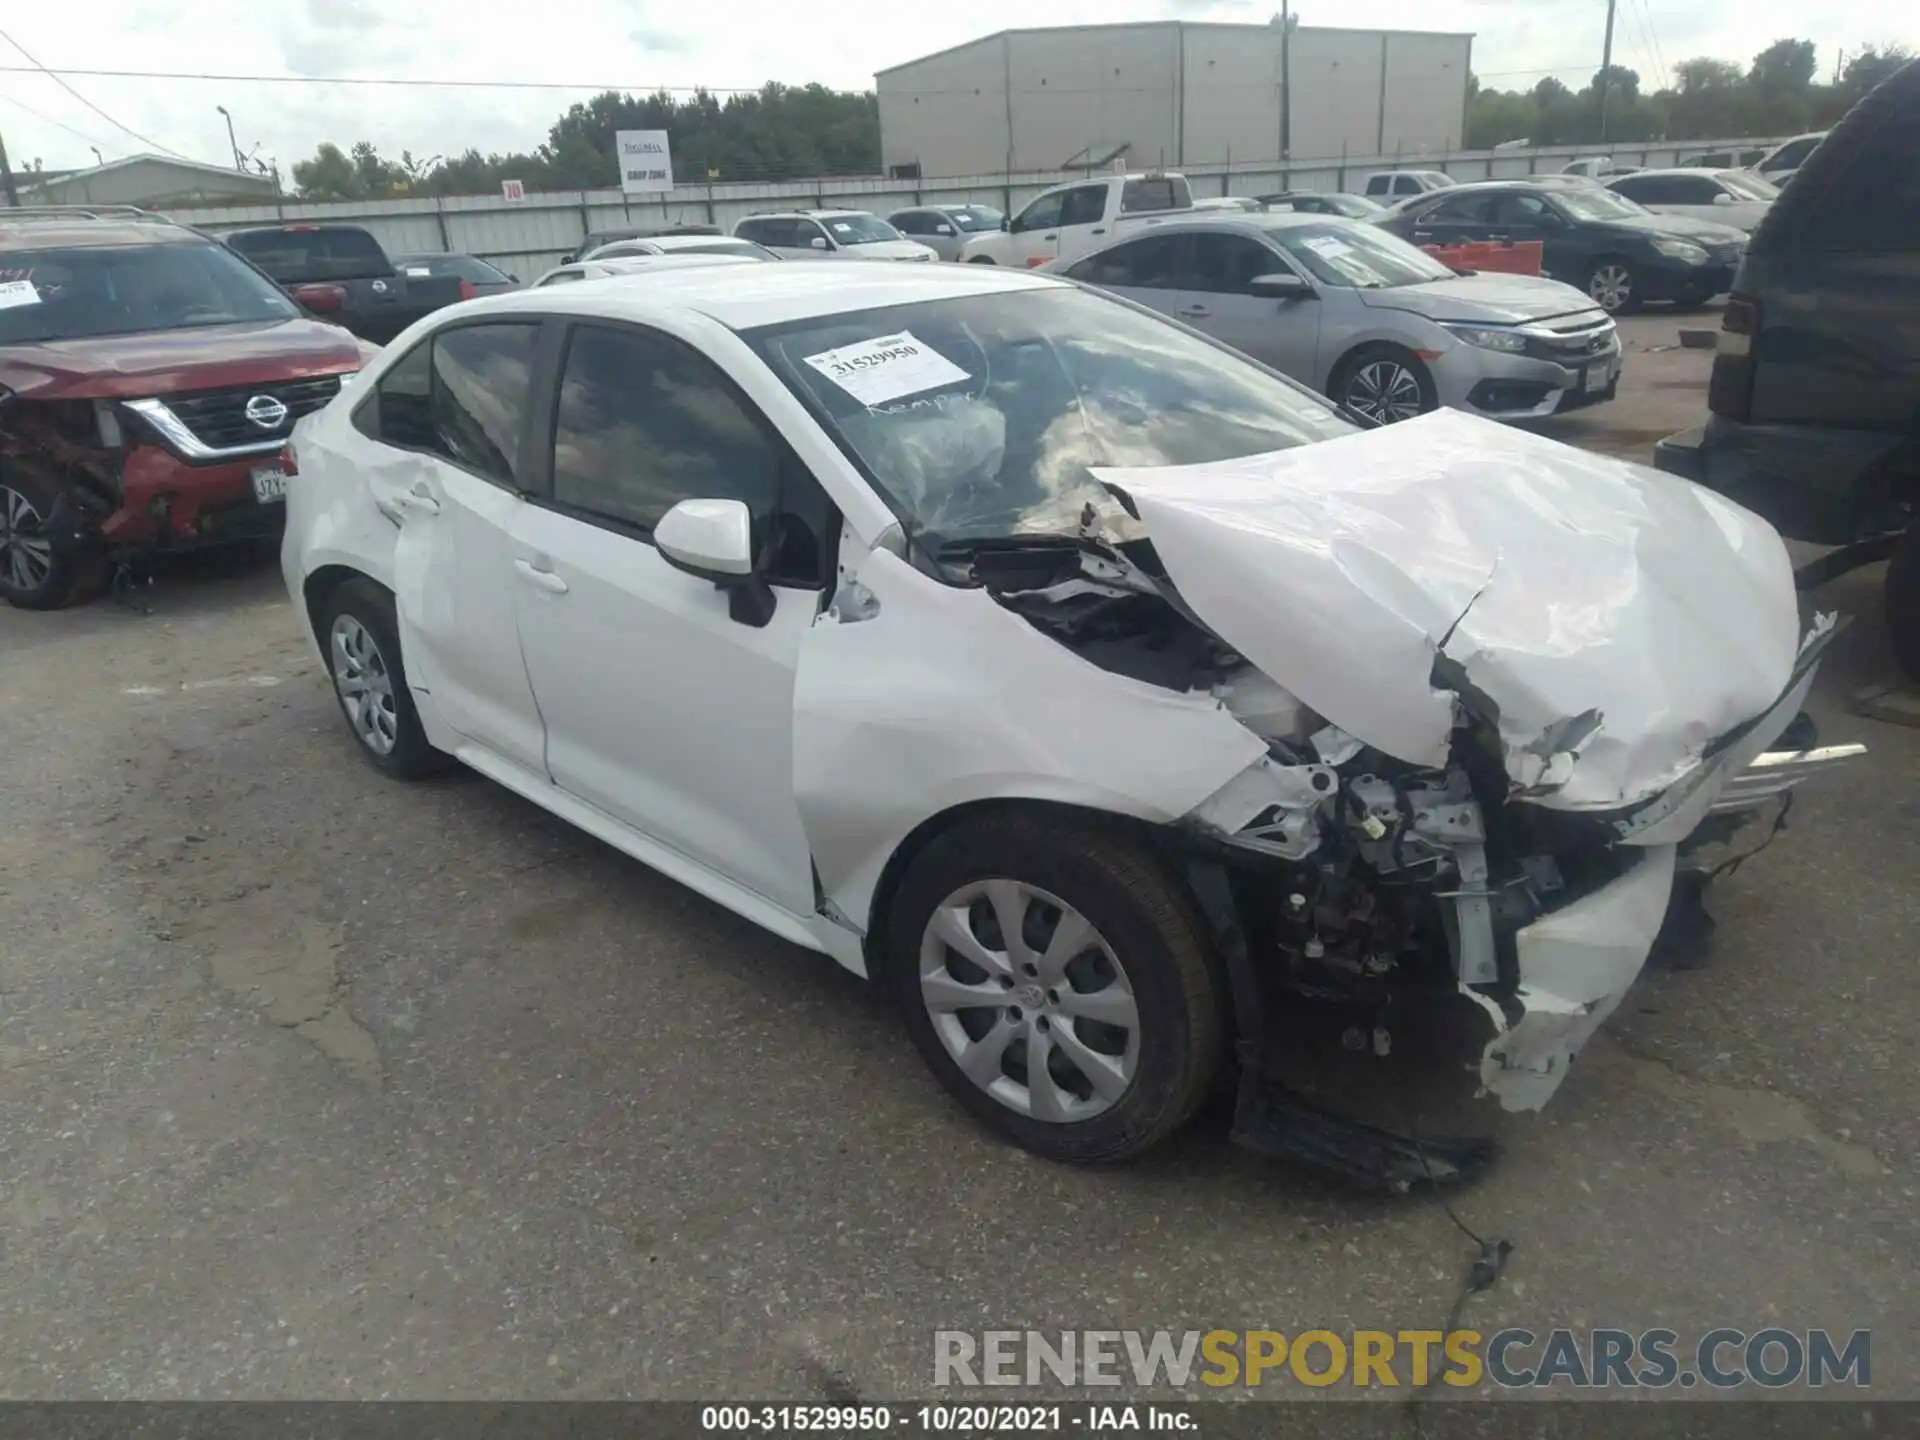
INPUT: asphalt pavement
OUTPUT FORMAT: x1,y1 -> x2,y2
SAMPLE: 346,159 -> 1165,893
1,311 -> 1914,1402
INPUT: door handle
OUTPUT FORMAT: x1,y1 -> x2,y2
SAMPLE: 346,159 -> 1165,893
1090,227 -> 1107,235
1179,305 -> 1212,318
1043,232 -> 1058,240
513,557 -> 569,594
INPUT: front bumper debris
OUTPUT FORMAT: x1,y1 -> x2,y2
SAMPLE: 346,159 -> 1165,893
1471,844 -> 1677,1111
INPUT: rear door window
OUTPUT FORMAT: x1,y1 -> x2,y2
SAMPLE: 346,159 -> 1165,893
1063,233 -> 1185,289
356,321 -> 539,487
1011,193 -> 1066,234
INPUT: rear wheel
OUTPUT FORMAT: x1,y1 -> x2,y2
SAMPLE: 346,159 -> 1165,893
0,463 -> 98,610
884,811 -> 1225,1163
1332,344 -> 1438,425
1886,522 -> 1920,683
967,256 -> 998,264
317,578 -> 450,779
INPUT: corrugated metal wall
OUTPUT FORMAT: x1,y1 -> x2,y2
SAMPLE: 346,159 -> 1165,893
164,134 -> 1792,278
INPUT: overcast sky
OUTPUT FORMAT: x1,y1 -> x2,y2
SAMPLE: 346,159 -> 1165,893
1,0 -> 1915,175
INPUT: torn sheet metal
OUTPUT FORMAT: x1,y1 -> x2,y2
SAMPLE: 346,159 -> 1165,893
792,547 -> 1268,946
1476,843 -> 1677,1110
1094,410 -> 1803,808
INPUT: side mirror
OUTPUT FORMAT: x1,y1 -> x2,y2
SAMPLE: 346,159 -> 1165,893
1001,215 -> 1012,231
1250,272 -> 1314,300
654,498 -> 775,626
508,272 -> 520,283
1712,192 -> 1733,206
810,236 -> 829,250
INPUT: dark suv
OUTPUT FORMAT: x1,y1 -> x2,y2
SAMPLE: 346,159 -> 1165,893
1655,61 -> 1920,676
0,207 -> 366,608
1375,181 -> 1751,313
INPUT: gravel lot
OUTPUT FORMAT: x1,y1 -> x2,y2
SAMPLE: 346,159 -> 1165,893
2,309 -> 1915,1401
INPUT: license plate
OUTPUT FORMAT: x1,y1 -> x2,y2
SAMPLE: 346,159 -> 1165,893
250,465 -> 288,503
1584,364 -> 1610,394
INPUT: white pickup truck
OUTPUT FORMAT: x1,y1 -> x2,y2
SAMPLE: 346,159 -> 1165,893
957,172 -> 1196,269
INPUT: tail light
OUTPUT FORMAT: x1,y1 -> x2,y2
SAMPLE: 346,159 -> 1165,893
292,282 -> 346,312
1707,292 -> 1761,421
457,278 -> 477,301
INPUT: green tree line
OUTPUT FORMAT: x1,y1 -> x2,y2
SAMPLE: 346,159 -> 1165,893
1465,40 -> 1912,149
291,83 -> 879,200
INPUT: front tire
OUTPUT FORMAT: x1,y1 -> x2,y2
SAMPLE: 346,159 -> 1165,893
1332,345 -> 1438,425
884,811 -> 1225,1163
0,463 -> 98,610
317,578 -> 450,779
967,255 -> 998,265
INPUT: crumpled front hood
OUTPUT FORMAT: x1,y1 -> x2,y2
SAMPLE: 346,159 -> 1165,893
1094,410 -> 1802,809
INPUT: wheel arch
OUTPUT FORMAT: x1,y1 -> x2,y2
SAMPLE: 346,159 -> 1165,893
858,796 -> 1172,974
302,563 -> 385,647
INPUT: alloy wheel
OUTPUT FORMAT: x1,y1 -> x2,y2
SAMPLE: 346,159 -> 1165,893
329,614 -> 399,756
919,879 -> 1140,1123
1344,360 -> 1427,423
1589,263 -> 1634,312
0,485 -> 54,594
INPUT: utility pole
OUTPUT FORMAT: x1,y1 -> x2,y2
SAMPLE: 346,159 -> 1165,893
0,131 -> 19,207
1272,3 -> 1294,162
1597,0 -> 1618,143
217,105 -> 241,170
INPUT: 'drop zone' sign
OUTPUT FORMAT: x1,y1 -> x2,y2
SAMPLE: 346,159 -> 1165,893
616,130 -> 673,193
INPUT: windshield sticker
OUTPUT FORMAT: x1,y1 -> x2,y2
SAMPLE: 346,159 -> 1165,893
0,279 -> 42,309
803,331 -> 971,407
1301,236 -> 1353,259
402,265 -> 431,277
830,222 -> 856,235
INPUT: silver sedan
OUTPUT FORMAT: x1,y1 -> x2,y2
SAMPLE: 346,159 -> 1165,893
1058,214 -> 1623,424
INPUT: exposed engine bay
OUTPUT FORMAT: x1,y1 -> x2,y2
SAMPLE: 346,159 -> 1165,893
952,510 -> 1854,1158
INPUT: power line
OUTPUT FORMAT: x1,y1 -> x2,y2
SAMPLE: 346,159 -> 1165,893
0,30 -> 194,160
0,89 -> 114,154
0,63 -> 774,95
1633,0 -> 1669,85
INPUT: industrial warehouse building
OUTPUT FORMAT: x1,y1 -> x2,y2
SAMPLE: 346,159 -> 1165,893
877,21 -> 1473,179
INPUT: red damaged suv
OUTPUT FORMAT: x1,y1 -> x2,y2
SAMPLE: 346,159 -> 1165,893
1,207 -> 369,609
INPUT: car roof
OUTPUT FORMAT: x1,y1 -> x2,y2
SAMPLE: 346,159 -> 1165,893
0,214 -> 200,253
465,257 -> 1054,329
1611,167 -> 1741,180
749,209 -> 878,220
648,233 -> 761,250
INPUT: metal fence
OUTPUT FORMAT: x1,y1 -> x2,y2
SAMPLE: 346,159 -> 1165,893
161,134 -> 1789,282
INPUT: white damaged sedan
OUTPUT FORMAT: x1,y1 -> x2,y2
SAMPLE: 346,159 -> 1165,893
283,262 -> 1861,1184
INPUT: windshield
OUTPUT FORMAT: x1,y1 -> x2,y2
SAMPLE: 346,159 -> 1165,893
0,242 -> 299,343
1718,171 -> 1779,200
1268,222 -> 1454,289
952,207 -> 1002,232
743,286 -> 1351,550
1554,188 -> 1650,221
824,214 -> 903,246
1327,195 -> 1384,218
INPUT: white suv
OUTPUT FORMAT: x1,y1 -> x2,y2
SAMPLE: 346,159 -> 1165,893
732,210 -> 935,262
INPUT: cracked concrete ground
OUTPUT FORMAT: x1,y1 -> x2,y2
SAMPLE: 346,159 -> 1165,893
1,311 -> 1915,1400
